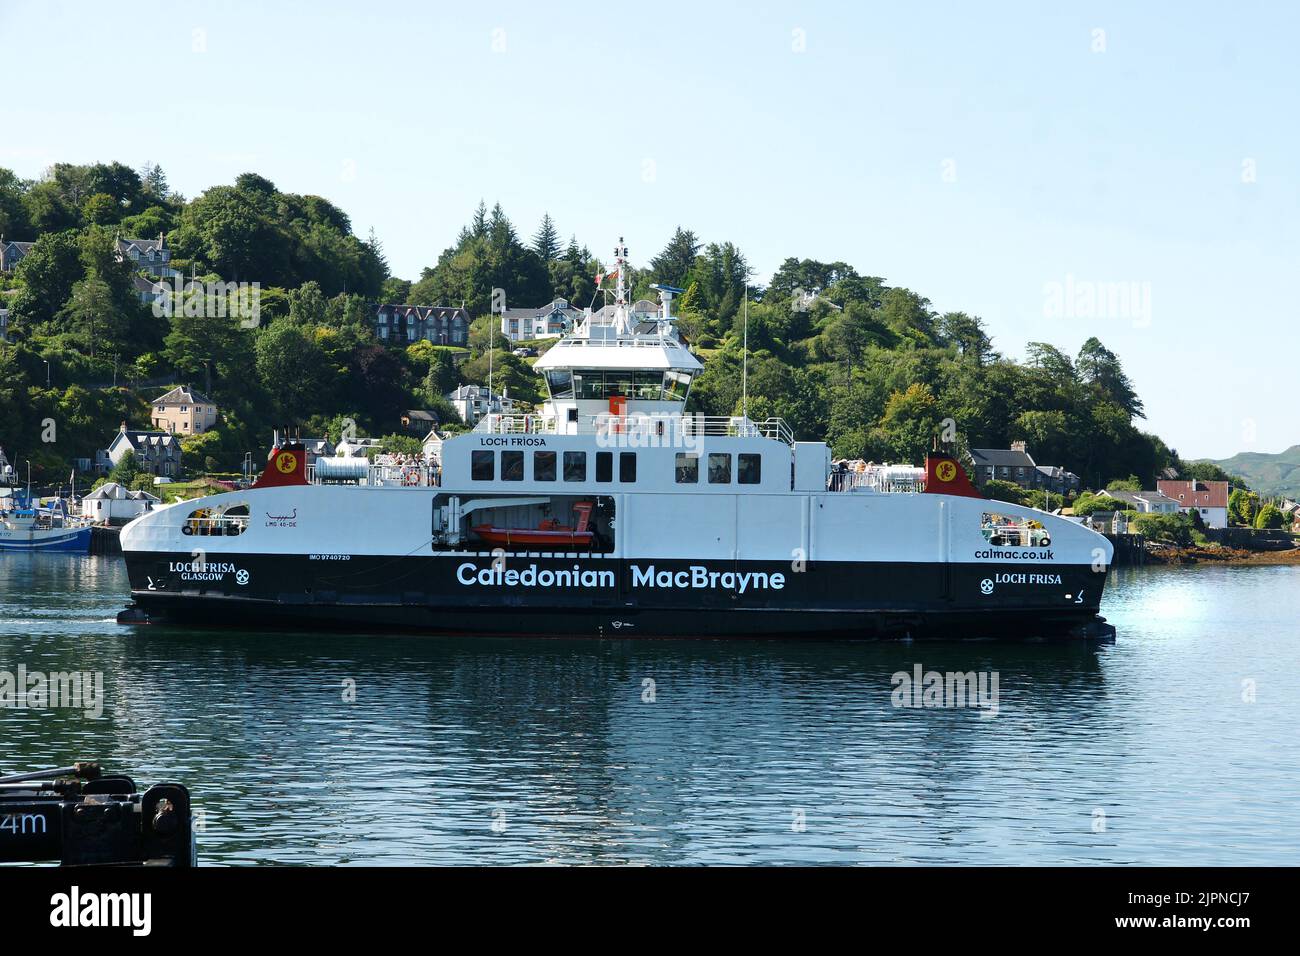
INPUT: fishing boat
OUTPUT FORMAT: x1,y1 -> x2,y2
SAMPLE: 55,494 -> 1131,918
0,495 -> 93,553
116,237 -> 1116,640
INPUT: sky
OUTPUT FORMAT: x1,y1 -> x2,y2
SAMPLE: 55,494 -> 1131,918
2,0 -> 1296,461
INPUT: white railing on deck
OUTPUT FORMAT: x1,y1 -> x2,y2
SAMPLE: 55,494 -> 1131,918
475,413 -> 794,446
829,467 -> 926,494
546,335 -> 685,350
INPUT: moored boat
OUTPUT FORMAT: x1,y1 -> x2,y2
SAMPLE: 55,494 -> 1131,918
0,501 -> 93,553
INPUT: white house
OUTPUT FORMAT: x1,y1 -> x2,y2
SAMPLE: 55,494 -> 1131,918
1100,489 -> 1182,515
446,384 -> 517,425
499,297 -> 585,343
105,425 -> 182,477
1156,480 -> 1230,529
80,482 -> 160,524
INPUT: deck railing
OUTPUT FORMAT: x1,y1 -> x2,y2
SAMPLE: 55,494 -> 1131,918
829,469 -> 926,494
475,412 -> 795,446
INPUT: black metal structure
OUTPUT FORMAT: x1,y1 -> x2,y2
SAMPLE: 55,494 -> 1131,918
0,762 -> 195,867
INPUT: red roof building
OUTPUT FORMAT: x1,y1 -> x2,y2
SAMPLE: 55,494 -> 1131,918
1156,479 -> 1230,528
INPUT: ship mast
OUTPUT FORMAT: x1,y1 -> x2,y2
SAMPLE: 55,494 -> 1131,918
612,237 -> 631,335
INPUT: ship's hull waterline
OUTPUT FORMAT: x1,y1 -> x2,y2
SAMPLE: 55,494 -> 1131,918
119,549 -> 1114,641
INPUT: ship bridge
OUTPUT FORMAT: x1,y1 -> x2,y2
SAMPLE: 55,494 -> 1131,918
525,238 -> 704,435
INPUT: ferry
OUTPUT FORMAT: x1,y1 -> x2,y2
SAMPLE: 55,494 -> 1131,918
117,239 -> 1115,640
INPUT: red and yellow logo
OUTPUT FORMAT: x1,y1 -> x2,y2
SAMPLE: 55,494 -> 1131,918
275,451 -> 298,474
934,460 -> 957,482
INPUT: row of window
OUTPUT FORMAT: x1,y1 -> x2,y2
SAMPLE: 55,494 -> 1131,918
377,313 -> 467,325
378,327 -> 468,344
468,450 -> 762,485
676,452 -> 761,484
472,450 -> 636,483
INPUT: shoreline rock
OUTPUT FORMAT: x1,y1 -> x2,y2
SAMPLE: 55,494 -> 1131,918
1145,544 -> 1300,566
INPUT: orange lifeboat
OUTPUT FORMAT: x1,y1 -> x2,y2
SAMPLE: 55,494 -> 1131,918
471,501 -> 596,549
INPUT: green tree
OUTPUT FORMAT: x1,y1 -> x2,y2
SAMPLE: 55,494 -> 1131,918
1255,503 -> 1284,530
22,180 -> 79,233
1107,475 -> 1143,492
0,167 -> 32,237
109,449 -> 141,486
1228,488 -> 1259,526
58,274 -> 126,358
410,202 -> 549,314
1078,336 -> 1143,419
423,349 -> 459,399
984,479 -> 1029,506
139,162 -> 171,202
1133,512 -> 1194,546
10,231 -> 84,328
649,227 -> 701,288
254,321 -> 330,421
532,213 -> 560,262
877,382 -> 941,462
82,192 -> 122,225
175,185 -> 285,282
164,310 -> 256,393
288,281 -> 327,325
936,311 -> 995,363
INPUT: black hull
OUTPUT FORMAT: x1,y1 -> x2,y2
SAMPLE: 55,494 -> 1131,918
121,551 -> 1115,641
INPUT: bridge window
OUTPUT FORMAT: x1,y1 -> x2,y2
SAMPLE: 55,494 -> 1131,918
739,453 -> 761,485
563,451 -> 586,482
663,371 -> 692,402
472,450 -> 494,481
980,512 -> 1052,548
675,453 -> 699,483
632,371 -> 663,400
544,370 -> 573,400
619,452 -> 636,482
534,450 -> 556,481
501,450 -> 524,481
708,453 -> 731,484
596,451 -> 613,483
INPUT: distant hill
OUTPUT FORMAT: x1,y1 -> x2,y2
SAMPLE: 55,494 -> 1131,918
1205,445 -> 1300,499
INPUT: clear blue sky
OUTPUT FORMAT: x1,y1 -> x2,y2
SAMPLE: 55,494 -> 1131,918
3,0 -> 1296,461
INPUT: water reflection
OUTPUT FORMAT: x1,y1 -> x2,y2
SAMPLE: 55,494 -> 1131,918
2,555 -> 1297,864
